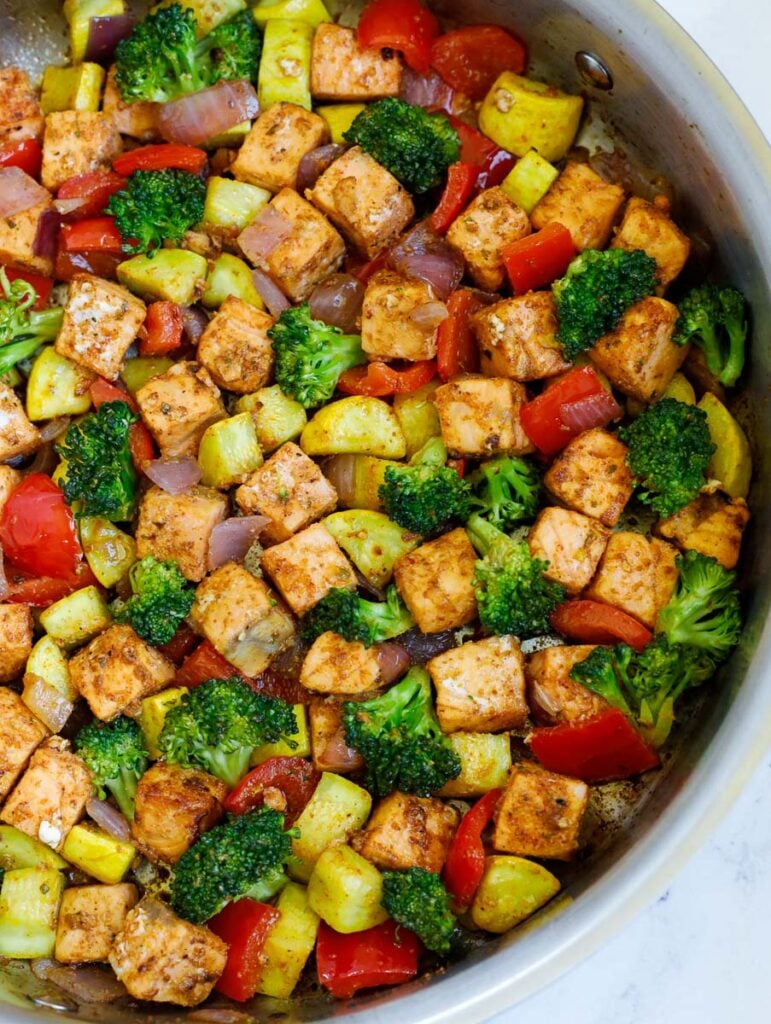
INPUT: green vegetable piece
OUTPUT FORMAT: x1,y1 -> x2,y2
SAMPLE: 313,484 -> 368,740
301,584 -> 413,647
120,356 -> 174,395
117,249 -> 208,305
471,855 -> 560,933
323,509 -> 419,589
202,253 -> 265,309
0,868 -> 64,959
342,667 -> 461,798
289,773 -> 371,883
108,169 -> 206,256
344,97 -> 460,194
56,400 -> 137,521
269,302 -> 366,408
113,554 -> 194,647
552,248 -> 659,359
307,845 -> 388,934
235,385 -> 307,452
656,550 -> 741,659
619,397 -> 715,518
74,716 -> 149,820
466,513 -> 565,638
0,827 -> 67,872
379,436 -> 473,536
257,18 -> 312,110
159,676 -> 298,787
673,283 -> 748,387
382,867 -> 457,954
170,807 -> 294,922
0,269 -> 63,378
467,455 -> 541,531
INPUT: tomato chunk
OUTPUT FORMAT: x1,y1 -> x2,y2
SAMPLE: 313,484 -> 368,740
431,25 -> 527,100
357,0 -> 439,74
0,474 -> 82,580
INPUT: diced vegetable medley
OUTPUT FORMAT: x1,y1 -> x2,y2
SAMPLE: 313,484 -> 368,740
0,0 -> 752,1008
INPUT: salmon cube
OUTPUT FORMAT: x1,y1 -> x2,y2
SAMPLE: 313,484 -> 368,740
55,273 -> 147,380
69,625 -> 175,721
0,67 -> 44,144
301,632 -> 383,695
311,24 -> 402,100
590,296 -> 687,403
0,382 -> 40,462
136,361 -> 226,459
393,528 -> 477,634
585,531 -> 679,628
0,687 -> 49,802
197,296 -> 275,394
231,102 -> 329,193
41,111 -> 122,191
527,507 -> 611,594
473,292 -> 570,381
434,376 -> 533,458
544,427 -> 633,527
102,66 -> 161,141
446,186 -> 530,291
427,635 -> 528,733
611,196 -> 691,290
308,147 -> 414,259
656,492 -> 750,571
0,198 -> 55,276
309,696 -> 365,773
189,562 -> 296,677
353,792 -> 458,872
55,883 -> 139,964
0,465 -> 21,517
360,270 -> 438,361
135,485 -> 228,583
0,603 -> 34,684
235,442 -> 338,545
261,523 -> 357,617
493,762 -> 588,860
525,645 -> 607,725
530,161 -> 625,251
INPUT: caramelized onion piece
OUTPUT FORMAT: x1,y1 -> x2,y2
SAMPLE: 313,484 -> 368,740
309,273 -> 364,332
144,456 -> 201,495
86,797 -> 132,842
207,516 -> 270,571
296,143 -> 346,193
158,80 -> 259,146
375,642 -> 411,683
251,269 -> 291,317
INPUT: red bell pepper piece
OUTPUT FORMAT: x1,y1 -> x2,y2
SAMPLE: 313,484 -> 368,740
431,25 -> 527,101
429,162 -> 479,234
351,249 -> 389,283
551,600 -> 653,652
530,708 -> 660,783
176,640 -> 250,689
0,475 -> 83,580
54,246 -> 124,282
448,117 -> 516,190
157,622 -> 200,665
57,170 -> 127,220
519,365 -> 622,457
138,301 -> 184,357
447,457 -> 467,478
442,787 -> 501,908
502,222 -> 576,295
357,0 -> 439,74
337,359 -> 437,397
60,216 -> 123,253
224,757 -> 321,824
2,267 -> 52,309
128,420 -> 156,469
3,563 -> 98,608
316,920 -> 422,999
0,139 -> 42,179
436,288 -> 482,381
113,144 -> 208,176
89,377 -> 138,413
208,899 -> 279,1002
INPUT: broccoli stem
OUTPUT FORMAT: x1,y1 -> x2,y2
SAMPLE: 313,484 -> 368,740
465,513 -> 501,556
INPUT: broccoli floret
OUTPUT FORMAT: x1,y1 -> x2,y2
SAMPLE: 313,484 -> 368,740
467,455 -> 541,531
673,284 -> 748,387
114,556 -> 195,646
466,513 -> 565,638
570,634 -> 714,746
0,268 -> 63,377
268,303 -> 366,408
170,807 -> 294,923
158,676 -> 298,788
107,169 -> 206,256
343,98 -> 460,194
379,437 -> 472,536
618,398 -> 715,518
115,4 -> 261,104
656,550 -> 741,660
74,716 -> 149,820
301,584 -> 414,647
552,249 -> 659,359
56,401 -> 137,521
382,867 -> 457,954
342,666 -> 461,797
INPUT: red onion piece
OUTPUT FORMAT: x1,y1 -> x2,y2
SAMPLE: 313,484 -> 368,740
309,273 -> 364,332
31,960 -> 127,1004
180,304 -> 209,344
239,205 -> 292,263
0,167 -> 49,218
558,391 -> 622,432
38,416 -> 71,444
400,66 -> 454,113
396,626 -> 458,663
251,269 -> 291,317
409,300 -> 449,329
296,143 -> 346,193
86,797 -> 132,842
33,209 -> 61,260
208,515 -> 270,571
321,454 -> 356,506
318,727 -> 364,772
85,13 -> 135,64
388,220 -> 464,300
375,642 -> 411,683
144,456 -> 201,495
158,80 -> 260,146
23,675 -> 73,732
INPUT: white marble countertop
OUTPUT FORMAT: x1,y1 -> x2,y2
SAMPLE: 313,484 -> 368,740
493,1 -> 770,1021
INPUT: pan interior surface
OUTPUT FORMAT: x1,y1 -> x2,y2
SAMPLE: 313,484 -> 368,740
0,1 -> 768,1022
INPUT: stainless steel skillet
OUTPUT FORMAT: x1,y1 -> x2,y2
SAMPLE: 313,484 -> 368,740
0,0 -> 769,1021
